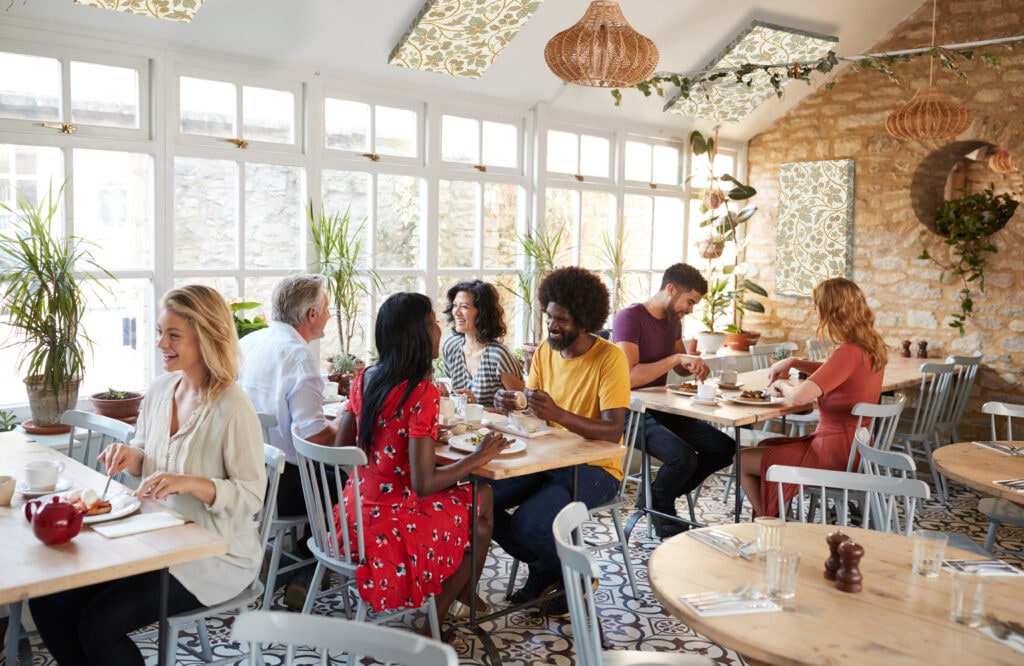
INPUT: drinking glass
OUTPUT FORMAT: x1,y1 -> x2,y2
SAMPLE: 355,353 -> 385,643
950,570 -> 987,627
912,530 -> 947,577
754,517 -> 785,561
765,549 -> 801,599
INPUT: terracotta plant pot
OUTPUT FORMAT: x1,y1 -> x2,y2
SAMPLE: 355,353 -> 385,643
723,330 -> 762,351
697,239 -> 725,259
89,391 -> 144,423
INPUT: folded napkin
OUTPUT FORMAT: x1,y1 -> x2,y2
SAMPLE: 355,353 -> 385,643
91,512 -> 186,538
980,626 -> 1024,654
994,479 -> 1024,493
942,559 -> 1024,576
972,441 -> 1024,456
679,593 -> 781,617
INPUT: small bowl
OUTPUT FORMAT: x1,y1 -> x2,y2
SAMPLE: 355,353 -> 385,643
510,412 -> 544,433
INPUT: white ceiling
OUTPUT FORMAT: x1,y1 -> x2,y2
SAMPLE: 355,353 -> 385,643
3,0 -> 926,141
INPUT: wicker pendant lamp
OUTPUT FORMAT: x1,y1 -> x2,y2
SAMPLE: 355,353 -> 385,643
885,0 -> 972,140
545,1 -> 659,88
988,149 -> 1018,173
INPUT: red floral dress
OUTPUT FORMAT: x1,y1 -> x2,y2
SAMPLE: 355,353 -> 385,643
340,373 -> 473,611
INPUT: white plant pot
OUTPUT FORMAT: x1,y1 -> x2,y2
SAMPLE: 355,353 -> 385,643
695,332 -> 728,355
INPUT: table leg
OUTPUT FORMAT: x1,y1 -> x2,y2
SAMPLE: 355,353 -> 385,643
734,425 -> 743,523
158,567 -> 169,666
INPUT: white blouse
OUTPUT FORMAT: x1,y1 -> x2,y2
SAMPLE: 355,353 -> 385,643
131,371 -> 266,606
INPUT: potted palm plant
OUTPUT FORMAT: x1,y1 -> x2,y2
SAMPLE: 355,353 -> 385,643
502,225 -> 563,374
0,182 -> 113,431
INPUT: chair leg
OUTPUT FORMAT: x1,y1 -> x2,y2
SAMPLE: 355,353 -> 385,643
424,596 -> 441,640
921,437 -> 947,504
608,510 -> 639,598
262,528 -> 285,610
301,563 -> 326,615
983,520 -> 1000,553
7,601 -> 32,666
506,558 -> 521,599
196,619 -> 213,661
163,623 -> 177,666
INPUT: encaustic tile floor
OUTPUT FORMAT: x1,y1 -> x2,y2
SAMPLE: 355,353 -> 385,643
6,474 -> 1022,665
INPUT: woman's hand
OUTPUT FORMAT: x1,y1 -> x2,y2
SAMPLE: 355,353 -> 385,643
473,431 -> 512,464
135,471 -> 188,501
767,357 -> 795,383
98,443 -> 144,478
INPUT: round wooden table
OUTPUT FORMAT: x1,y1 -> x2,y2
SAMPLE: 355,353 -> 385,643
649,523 -> 1024,666
934,442 -> 1024,505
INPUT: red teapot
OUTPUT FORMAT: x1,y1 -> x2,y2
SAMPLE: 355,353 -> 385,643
25,496 -> 84,545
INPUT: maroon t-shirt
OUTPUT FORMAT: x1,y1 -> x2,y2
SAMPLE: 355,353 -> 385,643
611,302 -> 681,389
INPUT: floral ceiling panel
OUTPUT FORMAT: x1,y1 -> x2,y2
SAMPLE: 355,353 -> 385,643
389,0 -> 544,79
74,0 -> 205,22
667,21 -> 837,123
775,159 -> 854,298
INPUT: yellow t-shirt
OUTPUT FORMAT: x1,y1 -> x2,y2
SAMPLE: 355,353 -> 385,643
527,336 -> 631,479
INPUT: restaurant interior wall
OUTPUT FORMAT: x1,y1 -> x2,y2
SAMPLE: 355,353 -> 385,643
0,19 -> 708,412
743,0 -> 1024,440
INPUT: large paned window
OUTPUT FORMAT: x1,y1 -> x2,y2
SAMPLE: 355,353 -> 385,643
178,72 -> 300,149
546,128 -> 612,181
324,94 -> 420,162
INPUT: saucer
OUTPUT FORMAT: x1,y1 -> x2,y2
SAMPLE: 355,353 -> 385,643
691,396 -> 721,407
17,478 -> 74,498
716,382 -> 744,391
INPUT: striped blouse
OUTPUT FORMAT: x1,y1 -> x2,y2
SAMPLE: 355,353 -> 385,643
440,334 -> 522,408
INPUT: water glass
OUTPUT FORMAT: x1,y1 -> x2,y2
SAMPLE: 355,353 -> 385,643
912,530 -> 947,577
438,397 -> 455,425
754,517 -> 785,561
765,549 -> 801,599
450,393 -> 468,418
950,570 -> 987,627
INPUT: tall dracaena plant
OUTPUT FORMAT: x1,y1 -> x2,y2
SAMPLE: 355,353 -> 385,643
0,181 -> 112,398
600,222 -> 629,316
306,199 -> 382,356
502,225 -> 564,342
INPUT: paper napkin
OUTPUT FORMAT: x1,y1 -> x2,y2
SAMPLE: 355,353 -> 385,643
92,512 -> 186,538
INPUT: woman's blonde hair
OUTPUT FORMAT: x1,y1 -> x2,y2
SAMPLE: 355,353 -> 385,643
813,277 -> 888,372
161,285 -> 239,398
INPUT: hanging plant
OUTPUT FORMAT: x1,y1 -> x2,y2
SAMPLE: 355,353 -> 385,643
918,184 -> 1018,335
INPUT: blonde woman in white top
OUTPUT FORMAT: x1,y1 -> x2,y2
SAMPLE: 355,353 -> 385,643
30,285 -> 266,666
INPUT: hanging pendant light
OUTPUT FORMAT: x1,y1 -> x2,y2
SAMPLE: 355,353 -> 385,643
885,0 -> 972,141
988,149 -> 1018,174
545,1 -> 659,88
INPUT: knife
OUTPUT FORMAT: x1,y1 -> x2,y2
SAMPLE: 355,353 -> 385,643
100,473 -> 112,502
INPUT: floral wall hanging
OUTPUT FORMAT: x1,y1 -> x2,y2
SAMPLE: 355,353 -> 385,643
74,0 -> 205,22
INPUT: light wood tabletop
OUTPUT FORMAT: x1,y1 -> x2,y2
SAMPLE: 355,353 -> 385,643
649,522 -> 1024,666
934,442 -> 1024,505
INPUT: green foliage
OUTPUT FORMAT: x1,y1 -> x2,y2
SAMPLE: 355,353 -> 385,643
0,409 -> 18,432
329,352 -> 360,374
0,181 -> 113,398
918,185 -> 1018,335
500,225 -> 564,342
93,388 -> 137,400
695,266 -> 768,334
230,301 -> 269,339
689,131 -> 758,245
307,199 -> 383,356
599,223 -> 632,315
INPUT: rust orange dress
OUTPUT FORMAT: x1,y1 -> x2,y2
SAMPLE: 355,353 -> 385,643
759,343 -> 883,517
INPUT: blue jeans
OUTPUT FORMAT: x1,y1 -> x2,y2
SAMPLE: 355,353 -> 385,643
485,465 -> 619,576
644,412 -> 735,514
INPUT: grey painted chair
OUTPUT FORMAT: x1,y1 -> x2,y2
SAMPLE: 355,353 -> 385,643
978,401 -> 1024,557
936,352 -> 982,444
890,362 -> 955,503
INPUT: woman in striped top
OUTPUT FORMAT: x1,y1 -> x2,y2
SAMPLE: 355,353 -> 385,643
441,279 -> 522,408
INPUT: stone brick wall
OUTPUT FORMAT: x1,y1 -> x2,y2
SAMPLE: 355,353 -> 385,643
744,0 -> 1024,439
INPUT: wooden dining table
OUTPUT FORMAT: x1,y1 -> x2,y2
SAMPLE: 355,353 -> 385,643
649,522 -> 1024,665
934,441 -> 1024,505
0,430 -> 228,666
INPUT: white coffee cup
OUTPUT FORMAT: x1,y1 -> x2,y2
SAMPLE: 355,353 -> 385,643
23,460 -> 64,491
0,476 -> 15,506
463,403 -> 485,423
696,383 -> 717,401
720,370 -> 739,386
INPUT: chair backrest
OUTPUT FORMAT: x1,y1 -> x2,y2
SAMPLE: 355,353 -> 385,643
766,464 -> 929,536
749,342 -> 799,370
982,401 -> 1024,440
937,352 -> 982,438
616,397 -> 646,498
855,431 -> 920,534
553,501 -> 603,666
60,410 -> 135,473
292,424 -> 366,570
844,393 -> 907,472
806,339 -> 834,361
898,362 -> 955,438
233,610 -> 458,666
257,411 -> 277,444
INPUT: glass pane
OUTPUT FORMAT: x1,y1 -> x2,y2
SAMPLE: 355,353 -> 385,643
686,198 -> 706,265
546,131 -> 577,174
244,162 -> 303,268
624,141 -> 651,183
653,145 -> 680,185
72,149 -> 153,270
70,61 -> 139,129
543,188 -> 578,266
173,157 -> 238,269
324,98 -> 370,152
438,179 -> 478,268
622,194 -> 653,269
171,276 -> 237,298
580,191 -> 614,271
482,121 -> 517,169
652,197 -> 685,270
482,182 -> 520,269
579,135 -> 610,178
81,278 -> 152,396
441,115 -> 478,164
376,174 -> 423,268
179,76 -> 235,138
0,52 -> 60,122
0,144 -> 63,232
0,321 -> 23,403
242,86 -> 294,144
322,169 -> 373,252
375,105 -> 417,158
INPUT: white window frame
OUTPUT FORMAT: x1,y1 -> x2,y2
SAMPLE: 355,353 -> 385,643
437,106 -> 525,177
543,122 -> 616,186
321,88 -> 425,167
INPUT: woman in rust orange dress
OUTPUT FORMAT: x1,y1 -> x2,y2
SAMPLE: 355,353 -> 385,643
737,277 -> 887,517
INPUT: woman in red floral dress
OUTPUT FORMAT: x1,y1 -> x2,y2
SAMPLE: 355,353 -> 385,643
336,292 -> 510,621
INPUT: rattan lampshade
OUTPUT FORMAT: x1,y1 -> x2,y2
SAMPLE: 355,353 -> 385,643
989,149 -> 1018,174
545,1 -> 659,88
884,87 -> 973,141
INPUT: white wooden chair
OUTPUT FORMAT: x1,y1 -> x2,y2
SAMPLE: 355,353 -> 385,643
255,412 -> 313,610
749,341 -> 799,371
977,401 -> 1024,557
553,502 -> 713,666
806,339 -> 834,361
291,426 -> 441,637
232,611 -> 457,666
890,362 -> 955,503
936,352 -> 982,444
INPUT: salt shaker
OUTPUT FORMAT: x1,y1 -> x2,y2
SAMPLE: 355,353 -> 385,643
825,529 -> 849,581
916,340 -> 928,359
835,539 -> 864,593
900,340 -> 912,358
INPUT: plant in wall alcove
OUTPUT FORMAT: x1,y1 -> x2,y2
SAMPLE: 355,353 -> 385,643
918,184 -> 1018,335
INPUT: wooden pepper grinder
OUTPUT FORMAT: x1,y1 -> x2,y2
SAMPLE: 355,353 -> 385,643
835,539 -> 864,593
824,529 -> 850,581
916,340 -> 928,359
900,340 -> 912,358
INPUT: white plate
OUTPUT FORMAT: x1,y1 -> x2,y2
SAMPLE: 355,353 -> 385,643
722,392 -> 784,406
666,384 -> 700,396
83,493 -> 142,524
690,396 -> 721,407
16,478 -> 73,498
448,433 -> 527,456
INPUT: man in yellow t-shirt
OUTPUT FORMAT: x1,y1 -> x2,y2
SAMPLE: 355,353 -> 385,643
492,266 -> 630,617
